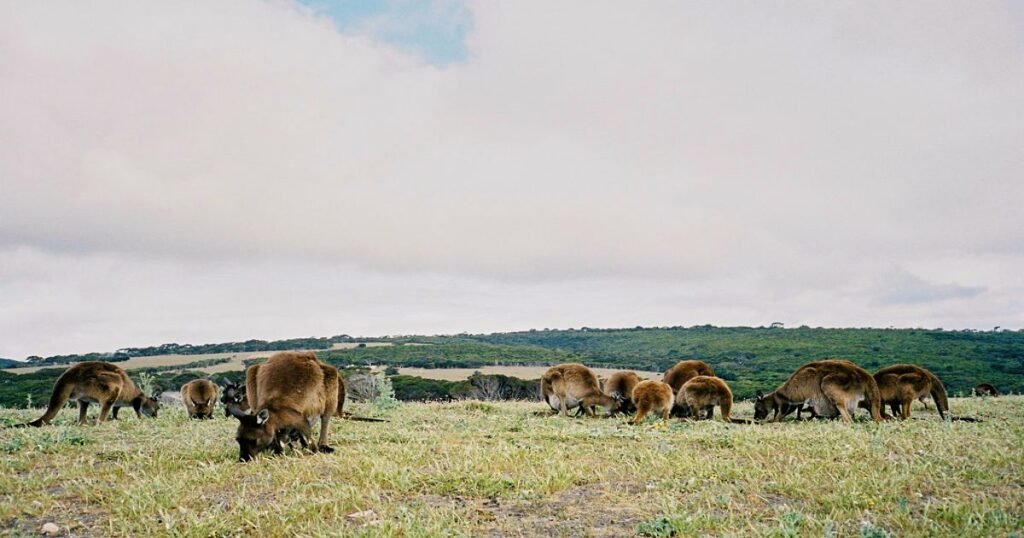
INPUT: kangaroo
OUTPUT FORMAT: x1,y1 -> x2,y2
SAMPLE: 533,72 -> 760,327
228,351 -> 340,462
540,363 -> 619,417
676,375 -> 741,422
869,364 -> 948,420
662,360 -> 716,393
181,379 -> 219,420
974,383 -> 1000,397
753,392 -> 819,421
603,371 -> 642,413
630,380 -> 674,424
221,380 -> 249,417
18,361 -> 160,427
756,359 -> 882,423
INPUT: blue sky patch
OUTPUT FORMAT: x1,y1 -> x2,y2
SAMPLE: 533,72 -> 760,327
299,0 -> 471,65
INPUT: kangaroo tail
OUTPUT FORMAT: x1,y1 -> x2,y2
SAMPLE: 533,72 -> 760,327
19,376 -> 75,427
929,374 -> 949,420
340,414 -> 389,423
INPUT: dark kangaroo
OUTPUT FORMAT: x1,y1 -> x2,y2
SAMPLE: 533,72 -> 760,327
17,361 -> 159,427
974,383 -> 1000,397
229,351 -> 340,462
755,359 -> 882,423
603,371 -> 642,414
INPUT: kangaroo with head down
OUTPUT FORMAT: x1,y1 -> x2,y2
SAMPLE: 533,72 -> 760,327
663,360 -> 716,416
17,361 -> 160,427
541,363 -> 619,417
630,380 -> 674,424
228,351 -> 340,462
755,359 -> 882,423
181,379 -> 219,419
675,375 -> 743,422
867,364 -> 948,420
974,383 -> 1000,397
603,371 -> 642,414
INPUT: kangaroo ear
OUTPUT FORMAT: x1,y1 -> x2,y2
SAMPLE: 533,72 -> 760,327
756,391 -> 764,400
256,408 -> 270,425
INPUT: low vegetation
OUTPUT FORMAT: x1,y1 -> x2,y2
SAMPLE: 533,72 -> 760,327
1,396 -> 1020,536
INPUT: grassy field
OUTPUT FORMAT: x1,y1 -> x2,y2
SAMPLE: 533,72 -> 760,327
1,397 -> 1022,537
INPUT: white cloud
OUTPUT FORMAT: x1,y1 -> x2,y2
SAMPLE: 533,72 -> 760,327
1,1 -> 1022,357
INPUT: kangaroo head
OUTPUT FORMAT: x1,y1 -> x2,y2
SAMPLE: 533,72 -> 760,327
138,394 -> 161,418
231,407 -> 275,462
753,392 -> 771,420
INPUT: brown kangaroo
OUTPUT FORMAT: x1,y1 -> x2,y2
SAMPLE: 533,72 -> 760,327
228,351 -> 340,461
18,361 -> 160,427
756,359 -> 882,423
603,371 -> 642,413
974,383 -> 1000,397
870,364 -> 948,420
662,360 -> 716,393
630,380 -> 674,424
675,375 -> 739,422
181,379 -> 219,420
541,363 -> 619,417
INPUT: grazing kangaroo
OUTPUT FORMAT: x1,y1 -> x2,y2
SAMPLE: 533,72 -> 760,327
870,364 -> 948,420
756,360 -> 882,423
541,363 -> 619,417
181,379 -> 219,420
974,383 -> 1000,397
18,362 -> 160,427
753,392 -> 818,421
603,371 -> 642,413
228,351 -> 340,462
221,380 -> 249,417
630,380 -> 674,424
662,360 -> 716,393
676,375 -> 740,422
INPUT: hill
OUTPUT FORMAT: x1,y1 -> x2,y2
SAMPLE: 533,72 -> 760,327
0,397 -> 1021,536
1,326 -> 1021,408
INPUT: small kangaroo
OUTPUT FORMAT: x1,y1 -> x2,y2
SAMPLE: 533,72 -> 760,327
869,364 -> 948,420
755,359 -> 882,423
630,380 -> 674,424
675,375 -> 738,422
540,363 -> 619,417
753,392 -> 819,421
228,351 -> 340,462
974,383 -> 1000,397
18,361 -> 160,426
180,379 -> 219,420
603,371 -> 642,413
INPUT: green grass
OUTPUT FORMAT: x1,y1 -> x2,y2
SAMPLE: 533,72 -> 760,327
1,397 -> 1022,537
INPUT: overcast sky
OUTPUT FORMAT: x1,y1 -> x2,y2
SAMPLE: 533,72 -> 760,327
2,1 -> 1023,359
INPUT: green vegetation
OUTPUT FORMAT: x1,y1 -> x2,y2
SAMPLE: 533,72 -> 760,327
3,326 -> 1021,407
0,397 -> 1020,536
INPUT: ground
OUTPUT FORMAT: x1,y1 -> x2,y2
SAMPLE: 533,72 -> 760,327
0,397 -> 1021,537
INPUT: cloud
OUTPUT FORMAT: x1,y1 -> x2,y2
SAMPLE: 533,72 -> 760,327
1,1 -> 1022,356
874,268 -> 986,305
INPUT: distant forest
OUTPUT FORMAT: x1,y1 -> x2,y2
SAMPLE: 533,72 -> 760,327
1,326 -> 1021,408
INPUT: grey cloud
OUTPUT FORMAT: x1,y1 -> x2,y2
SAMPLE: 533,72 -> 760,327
874,268 -> 986,305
